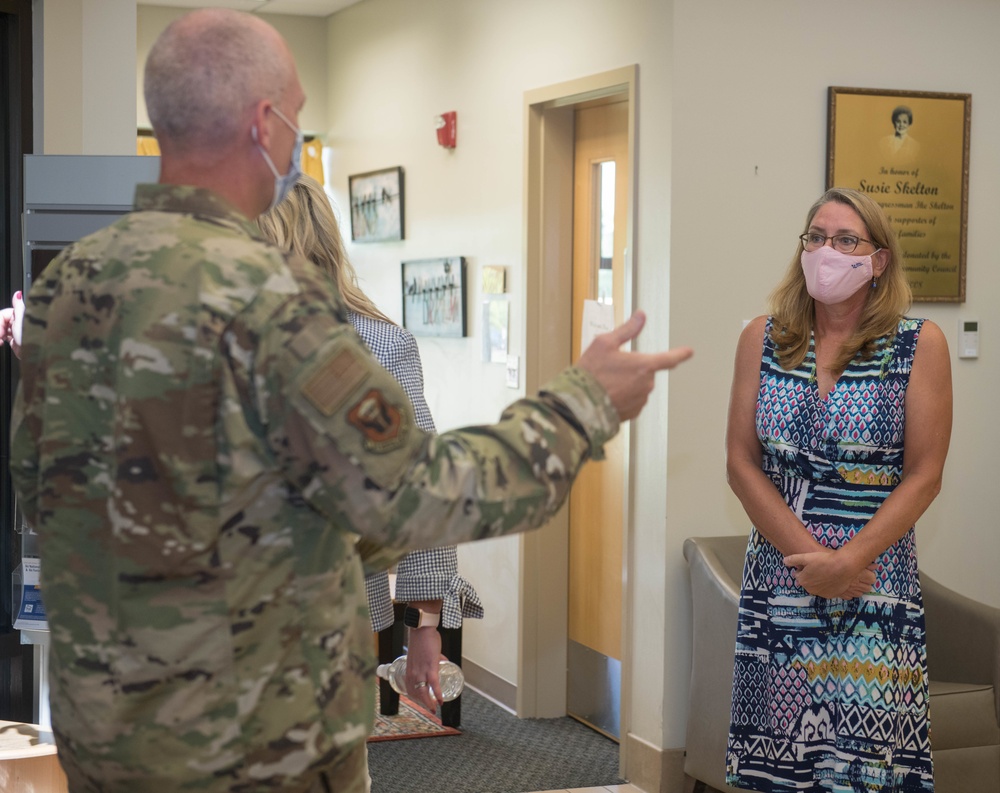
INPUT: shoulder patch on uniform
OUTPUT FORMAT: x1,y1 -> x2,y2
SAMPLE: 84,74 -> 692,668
302,348 -> 370,416
347,389 -> 408,452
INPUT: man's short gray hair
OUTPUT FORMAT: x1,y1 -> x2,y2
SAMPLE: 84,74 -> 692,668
144,9 -> 291,153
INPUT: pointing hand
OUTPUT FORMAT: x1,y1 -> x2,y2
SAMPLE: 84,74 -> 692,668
577,311 -> 693,421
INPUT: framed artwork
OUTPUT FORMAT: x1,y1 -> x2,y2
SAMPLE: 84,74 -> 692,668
401,257 -> 467,338
827,86 -> 971,302
348,166 -> 404,242
481,265 -> 506,294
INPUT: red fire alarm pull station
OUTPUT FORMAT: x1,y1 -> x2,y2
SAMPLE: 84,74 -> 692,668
436,111 -> 457,149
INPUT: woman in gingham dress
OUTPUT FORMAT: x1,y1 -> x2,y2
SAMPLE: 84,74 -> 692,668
258,175 -> 482,706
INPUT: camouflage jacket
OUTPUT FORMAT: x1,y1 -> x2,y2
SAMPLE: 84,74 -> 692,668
9,184 -> 619,792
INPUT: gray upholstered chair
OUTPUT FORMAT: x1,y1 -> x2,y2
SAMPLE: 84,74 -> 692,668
682,536 -> 746,793
921,570 -> 1000,789
682,535 -> 1000,793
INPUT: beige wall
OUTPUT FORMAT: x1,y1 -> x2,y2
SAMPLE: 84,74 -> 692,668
38,2 -> 328,153
39,0 -> 136,154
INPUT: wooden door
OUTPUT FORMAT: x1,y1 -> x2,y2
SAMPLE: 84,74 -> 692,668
567,99 -> 628,739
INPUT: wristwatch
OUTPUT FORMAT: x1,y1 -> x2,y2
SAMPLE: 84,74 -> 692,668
403,606 -> 440,629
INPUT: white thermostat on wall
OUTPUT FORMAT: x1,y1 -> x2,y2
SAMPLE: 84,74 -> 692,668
958,319 -> 979,359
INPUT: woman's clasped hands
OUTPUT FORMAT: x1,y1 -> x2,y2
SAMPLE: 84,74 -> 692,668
783,547 -> 878,599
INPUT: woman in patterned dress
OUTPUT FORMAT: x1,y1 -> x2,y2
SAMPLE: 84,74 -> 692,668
258,175 -> 482,715
725,187 -> 952,792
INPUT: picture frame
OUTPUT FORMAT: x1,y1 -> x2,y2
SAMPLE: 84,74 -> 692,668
401,257 -> 467,338
348,166 -> 404,242
827,86 -> 971,302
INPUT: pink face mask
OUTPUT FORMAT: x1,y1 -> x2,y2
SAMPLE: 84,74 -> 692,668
800,247 -> 876,305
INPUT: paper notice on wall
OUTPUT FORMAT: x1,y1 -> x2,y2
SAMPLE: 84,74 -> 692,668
580,299 -> 615,353
14,557 -> 47,631
481,298 -> 509,363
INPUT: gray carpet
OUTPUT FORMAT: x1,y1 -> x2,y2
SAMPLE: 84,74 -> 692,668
368,688 -> 625,793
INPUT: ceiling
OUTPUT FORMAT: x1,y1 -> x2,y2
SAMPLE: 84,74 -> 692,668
136,0 -> 365,17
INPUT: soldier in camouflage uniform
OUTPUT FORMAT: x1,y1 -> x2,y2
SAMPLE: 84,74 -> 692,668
7,9 -> 692,793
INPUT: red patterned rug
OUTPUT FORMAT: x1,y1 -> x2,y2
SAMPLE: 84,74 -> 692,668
368,689 -> 461,742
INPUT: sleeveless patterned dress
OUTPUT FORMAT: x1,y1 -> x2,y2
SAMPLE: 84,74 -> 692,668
726,317 -> 934,793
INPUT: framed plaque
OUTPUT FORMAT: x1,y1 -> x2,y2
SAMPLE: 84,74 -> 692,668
827,87 -> 971,302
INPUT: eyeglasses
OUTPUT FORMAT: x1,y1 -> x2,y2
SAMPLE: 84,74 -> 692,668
799,232 -> 876,254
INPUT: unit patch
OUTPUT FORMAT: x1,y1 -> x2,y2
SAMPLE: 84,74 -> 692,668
347,389 -> 407,452
302,348 -> 369,417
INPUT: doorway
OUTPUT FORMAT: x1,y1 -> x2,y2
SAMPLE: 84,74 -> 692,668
519,64 -> 637,764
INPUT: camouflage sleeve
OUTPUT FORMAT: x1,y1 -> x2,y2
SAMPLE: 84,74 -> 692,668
253,292 -> 619,569
356,535 -> 400,576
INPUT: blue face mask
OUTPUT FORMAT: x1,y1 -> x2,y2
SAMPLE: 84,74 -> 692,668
253,106 -> 303,212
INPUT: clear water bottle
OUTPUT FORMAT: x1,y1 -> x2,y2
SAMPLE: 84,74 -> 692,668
376,655 -> 465,702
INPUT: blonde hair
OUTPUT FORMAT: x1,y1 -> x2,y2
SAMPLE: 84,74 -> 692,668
257,174 -> 394,325
769,187 -> 912,372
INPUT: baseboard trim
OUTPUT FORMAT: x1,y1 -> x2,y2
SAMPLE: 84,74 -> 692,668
461,658 -> 517,713
625,733 -> 686,793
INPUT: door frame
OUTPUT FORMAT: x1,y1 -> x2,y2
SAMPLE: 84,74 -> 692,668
518,63 -> 637,760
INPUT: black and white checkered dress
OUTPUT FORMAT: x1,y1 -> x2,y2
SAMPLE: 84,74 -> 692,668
350,313 -> 483,631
